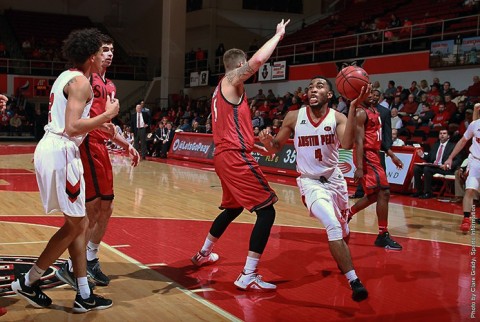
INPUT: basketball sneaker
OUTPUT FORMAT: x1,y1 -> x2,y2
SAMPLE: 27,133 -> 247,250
55,261 -> 95,291
11,276 -> 52,308
350,278 -> 368,302
87,258 -> 110,286
460,217 -> 471,233
72,292 -> 113,313
191,251 -> 219,267
374,232 -> 402,250
234,270 -> 276,292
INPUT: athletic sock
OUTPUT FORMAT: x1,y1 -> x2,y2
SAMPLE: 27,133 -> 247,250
86,241 -> 100,261
464,212 -> 471,218
345,270 -> 358,283
378,224 -> 388,234
200,238 -> 215,255
243,256 -> 259,275
77,277 -> 91,299
25,264 -> 45,287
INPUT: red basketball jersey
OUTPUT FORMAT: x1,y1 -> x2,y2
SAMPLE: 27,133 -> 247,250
361,106 -> 382,150
211,79 -> 254,155
88,73 -> 117,141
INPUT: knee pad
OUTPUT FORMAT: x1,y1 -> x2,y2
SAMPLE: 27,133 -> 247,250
209,207 -> 243,238
310,199 -> 343,241
250,205 -> 276,254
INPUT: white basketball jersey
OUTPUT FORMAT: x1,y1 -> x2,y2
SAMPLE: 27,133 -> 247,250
464,119 -> 480,159
294,107 -> 340,179
45,69 -> 93,146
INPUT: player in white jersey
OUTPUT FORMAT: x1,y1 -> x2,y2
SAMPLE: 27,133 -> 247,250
260,76 -> 371,302
11,28 -> 118,313
0,94 -> 8,318
445,103 -> 480,232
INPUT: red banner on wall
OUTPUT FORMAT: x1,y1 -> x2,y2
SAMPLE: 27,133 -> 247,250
13,76 -> 52,97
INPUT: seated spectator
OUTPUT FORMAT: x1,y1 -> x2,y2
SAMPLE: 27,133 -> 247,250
441,81 -> 455,98
179,118 -> 192,132
427,84 -> 441,106
429,94 -> 443,115
418,79 -> 430,97
388,14 -> 402,29
335,96 -> 348,115
254,89 -> 266,102
408,81 -> 419,97
252,109 -> 264,129
392,128 -> 405,146
268,102 -> 282,121
266,89 -> 276,102
443,94 -> 457,117
412,129 -> 462,199
384,80 -> 396,100
399,17 -> 413,37
253,126 -> 261,136
462,75 -> 480,99
123,126 -> 134,145
9,113 -> 22,134
257,100 -> 270,117
286,96 -> 301,113
410,103 -> 434,127
415,93 -> 429,115
191,121 -> 205,133
205,122 -> 212,134
158,122 -> 174,158
271,118 -> 281,136
152,122 -> 167,157
389,95 -> 404,111
431,104 -> 450,129
450,100 -> 466,127
372,80 -> 383,94
400,94 -> 418,116
391,108 -> 403,129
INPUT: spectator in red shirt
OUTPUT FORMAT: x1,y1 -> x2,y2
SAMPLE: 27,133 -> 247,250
431,104 -> 450,129
400,94 -> 418,115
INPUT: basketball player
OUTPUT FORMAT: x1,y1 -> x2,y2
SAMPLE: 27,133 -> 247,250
259,76 -> 370,301
191,19 -> 289,291
11,28 -> 117,313
347,90 -> 403,250
55,35 -> 139,289
444,103 -> 480,232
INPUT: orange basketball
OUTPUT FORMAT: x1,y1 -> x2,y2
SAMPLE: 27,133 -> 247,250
335,66 -> 370,100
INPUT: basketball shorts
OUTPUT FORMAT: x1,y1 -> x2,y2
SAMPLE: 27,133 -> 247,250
214,150 -> 277,212
358,150 -> 389,195
34,132 -> 85,217
466,155 -> 480,191
80,136 -> 114,202
297,167 -> 348,216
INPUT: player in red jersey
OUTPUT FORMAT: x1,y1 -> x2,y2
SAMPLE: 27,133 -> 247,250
347,90 -> 404,250
0,94 -> 7,317
191,19 -> 290,292
56,34 -> 139,289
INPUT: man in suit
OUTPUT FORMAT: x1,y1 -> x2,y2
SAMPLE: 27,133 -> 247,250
350,89 -> 392,198
131,100 -> 151,160
412,128 -> 463,199
159,122 -> 174,158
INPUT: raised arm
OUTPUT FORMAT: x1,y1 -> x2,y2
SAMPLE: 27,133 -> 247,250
226,19 -> 290,87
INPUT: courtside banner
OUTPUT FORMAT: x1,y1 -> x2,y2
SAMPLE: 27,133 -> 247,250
169,132 -> 215,163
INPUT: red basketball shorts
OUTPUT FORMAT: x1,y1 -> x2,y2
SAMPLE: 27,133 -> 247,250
214,150 -> 277,212
358,149 -> 389,195
80,137 -> 114,202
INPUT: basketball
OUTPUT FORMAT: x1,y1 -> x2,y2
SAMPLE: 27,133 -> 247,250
335,66 -> 370,100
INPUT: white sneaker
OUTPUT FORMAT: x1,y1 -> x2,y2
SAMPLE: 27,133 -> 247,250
234,270 -> 276,292
191,251 -> 219,266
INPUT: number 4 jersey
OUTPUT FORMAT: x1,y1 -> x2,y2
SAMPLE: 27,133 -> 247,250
294,107 -> 340,179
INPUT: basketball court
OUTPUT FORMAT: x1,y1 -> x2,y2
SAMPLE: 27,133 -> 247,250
0,143 -> 477,321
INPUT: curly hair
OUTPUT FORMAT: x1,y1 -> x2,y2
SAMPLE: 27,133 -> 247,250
62,28 -> 102,66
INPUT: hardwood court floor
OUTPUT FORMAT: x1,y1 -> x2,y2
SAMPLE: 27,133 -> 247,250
0,143 -> 477,321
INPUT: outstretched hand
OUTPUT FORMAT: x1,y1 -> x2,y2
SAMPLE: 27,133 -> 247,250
350,83 -> 372,108
276,19 -> 291,40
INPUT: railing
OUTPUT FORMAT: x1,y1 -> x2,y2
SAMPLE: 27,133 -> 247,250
269,14 -> 480,64
0,57 -> 149,81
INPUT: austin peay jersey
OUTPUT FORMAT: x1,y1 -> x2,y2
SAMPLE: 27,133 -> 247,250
360,106 -> 382,151
464,119 -> 480,159
211,79 -> 254,155
45,69 -> 93,147
88,73 -> 116,141
294,107 -> 340,179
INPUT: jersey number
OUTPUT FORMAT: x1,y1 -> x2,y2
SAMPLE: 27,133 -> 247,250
315,149 -> 323,161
